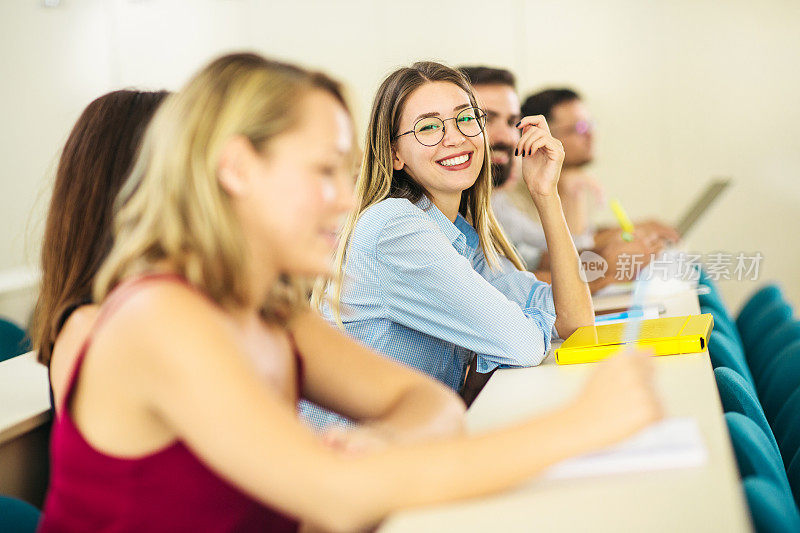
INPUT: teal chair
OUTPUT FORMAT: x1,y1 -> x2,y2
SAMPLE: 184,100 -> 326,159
789,450 -> 800,509
702,305 -> 741,345
0,495 -> 40,533
737,284 -> 783,333
708,331 -> 753,385
749,320 -> 800,383
725,413 -> 791,493
697,267 -> 720,292
757,340 -> 800,422
773,387 -> 800,466
740,300 -> 794,356
699,289 -> 730,318
743,476 -> 800,533
0,317 -> 30,362
715,367 -> 779,460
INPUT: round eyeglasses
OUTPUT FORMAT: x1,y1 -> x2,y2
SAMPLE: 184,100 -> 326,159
394,107 -> 487,147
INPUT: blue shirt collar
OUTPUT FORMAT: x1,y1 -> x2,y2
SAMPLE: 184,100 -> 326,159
414,196 -> 479,256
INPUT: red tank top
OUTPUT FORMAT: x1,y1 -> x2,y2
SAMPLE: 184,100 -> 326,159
38,274 -> 300,532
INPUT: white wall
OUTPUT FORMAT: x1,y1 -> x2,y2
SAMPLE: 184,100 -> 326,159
1,0 -> 798,325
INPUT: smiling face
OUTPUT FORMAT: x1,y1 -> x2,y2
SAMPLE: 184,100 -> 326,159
391,81 -> 486,214
226,89 -> 355,278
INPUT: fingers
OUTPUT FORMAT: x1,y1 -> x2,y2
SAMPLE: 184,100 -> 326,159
516,114 -> 552,135
637,220 -> 681,243
515,127 -> 564,161
514,126 -> 546,156
607,352 -> 661,420
578,351 -> 664,446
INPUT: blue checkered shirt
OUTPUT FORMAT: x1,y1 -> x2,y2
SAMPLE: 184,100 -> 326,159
300,196 -> 557,430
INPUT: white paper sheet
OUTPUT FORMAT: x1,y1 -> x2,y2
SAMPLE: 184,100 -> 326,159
544,418 -> 707,480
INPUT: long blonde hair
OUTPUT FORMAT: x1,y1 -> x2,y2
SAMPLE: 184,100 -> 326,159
95,52 -> 350,320
314,61 -> 524,324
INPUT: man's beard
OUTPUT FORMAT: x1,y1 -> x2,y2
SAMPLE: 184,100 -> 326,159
489,144 -> 514,188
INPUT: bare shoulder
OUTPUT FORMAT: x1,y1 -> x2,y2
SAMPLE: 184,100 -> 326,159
90,279 -> 236,371
105,279 -> 226,330
50,304 -> 101,409
54,304 -> 100,356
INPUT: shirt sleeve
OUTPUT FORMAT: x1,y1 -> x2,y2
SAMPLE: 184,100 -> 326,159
375,210 -> 556,373
298,399 -> 354,432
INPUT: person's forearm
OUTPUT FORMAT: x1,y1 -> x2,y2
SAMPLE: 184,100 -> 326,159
558,182 -> 589,235
316,402 -> 604,532
531,192 -> 593,338
366,382 -> 466,444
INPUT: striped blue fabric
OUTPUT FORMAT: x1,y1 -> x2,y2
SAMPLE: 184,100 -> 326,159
300,196 -> 557,430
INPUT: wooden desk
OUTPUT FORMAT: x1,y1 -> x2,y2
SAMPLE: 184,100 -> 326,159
0,352 -> 51,506
380,293 -> 752,532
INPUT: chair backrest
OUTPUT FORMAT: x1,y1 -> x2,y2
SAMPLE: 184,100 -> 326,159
737,284 -> 783,332
699,290 -> 731,318
788,449 -> 800,509
0,317 -> 30,363
756,340 -> 800,422
751,320 -> 800,382
702,305 -> 741,344
715,367 -> 780,459
740,300 -> 794,355
0,495 -> 41,533
708,331 -> 753,385
697,267 -> 720,293
725,412 -> 791,493
773,387 -> 800,466
743,476 -> 800,533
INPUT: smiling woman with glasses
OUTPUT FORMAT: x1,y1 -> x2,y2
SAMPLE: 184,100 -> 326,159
303,61 -> 595,432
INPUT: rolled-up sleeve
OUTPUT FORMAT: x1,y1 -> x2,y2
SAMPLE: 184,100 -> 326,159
376,210 -> 556,373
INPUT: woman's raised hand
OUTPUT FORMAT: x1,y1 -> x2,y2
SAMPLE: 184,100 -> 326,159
516,115 -> 565,198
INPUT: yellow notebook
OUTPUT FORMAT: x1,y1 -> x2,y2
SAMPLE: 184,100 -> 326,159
554,314 -> 714,365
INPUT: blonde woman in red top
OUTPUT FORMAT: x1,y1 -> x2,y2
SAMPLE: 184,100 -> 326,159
40,53 -> 660,532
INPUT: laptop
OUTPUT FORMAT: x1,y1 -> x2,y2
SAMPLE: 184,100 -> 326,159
675,177 -> 732,236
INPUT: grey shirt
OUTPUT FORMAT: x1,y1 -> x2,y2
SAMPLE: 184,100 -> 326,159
492,189 -> 595,269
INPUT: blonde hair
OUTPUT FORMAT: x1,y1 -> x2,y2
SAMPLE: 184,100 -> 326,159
313,61 -> 524,325
95,52 -> 350,320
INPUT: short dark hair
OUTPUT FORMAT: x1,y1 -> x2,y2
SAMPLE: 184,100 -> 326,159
458,66 -> 516,89
521,88 -> 581,120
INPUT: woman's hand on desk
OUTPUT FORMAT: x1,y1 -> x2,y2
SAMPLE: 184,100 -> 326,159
593,231 -> 664,285
636,219 -> 681,245
593,223 -> 676,251
570,350 -> 663,449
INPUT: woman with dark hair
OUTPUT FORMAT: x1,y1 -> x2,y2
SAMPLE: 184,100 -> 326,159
32,89 -> 169,410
